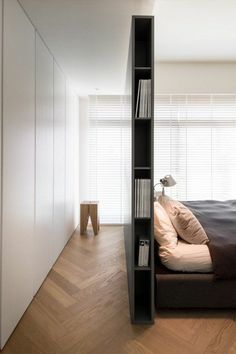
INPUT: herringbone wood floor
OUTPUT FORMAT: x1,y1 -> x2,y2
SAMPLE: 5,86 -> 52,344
2,226 -> 236,354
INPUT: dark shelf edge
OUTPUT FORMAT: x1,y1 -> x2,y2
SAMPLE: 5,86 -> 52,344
134,217 -> 151,221
135,66 -> 151,70
134,167 -> 151,170
134,266 -> 151,271
134,117 -> 152,120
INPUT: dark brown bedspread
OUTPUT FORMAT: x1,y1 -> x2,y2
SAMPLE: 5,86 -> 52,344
183,200 -> 236,280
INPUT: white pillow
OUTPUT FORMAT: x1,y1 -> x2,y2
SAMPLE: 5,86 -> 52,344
159,239 -> 213,273
154,201 -> 178,248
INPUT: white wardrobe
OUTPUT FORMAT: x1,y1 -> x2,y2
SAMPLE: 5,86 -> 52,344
0,0 -> 79,348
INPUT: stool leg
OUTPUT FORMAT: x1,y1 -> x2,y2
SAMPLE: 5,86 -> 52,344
80,204 -> 89,235
90,204 -> 99,235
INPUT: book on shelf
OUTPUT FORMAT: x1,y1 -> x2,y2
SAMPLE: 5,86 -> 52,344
135,79 -> 151,118
138,238 -> 150,267
135,179 -> 150,218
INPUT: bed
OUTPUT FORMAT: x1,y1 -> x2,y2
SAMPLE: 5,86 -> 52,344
155,198 -> 236,309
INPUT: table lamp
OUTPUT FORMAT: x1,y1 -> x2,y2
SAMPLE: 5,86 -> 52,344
154,174 -> 176,199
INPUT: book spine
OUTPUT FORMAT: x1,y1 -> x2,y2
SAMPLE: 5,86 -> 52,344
135,80 -> 141,118
137,179 -> 140,218
144,240 -> 150,266
146,179 -> 150,217
140,80 -> 144,117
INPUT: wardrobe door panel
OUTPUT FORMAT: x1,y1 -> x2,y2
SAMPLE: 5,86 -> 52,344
1,0 -> 35,347
34,34 -> 54,293
53,63 -> 66,257
65,84 -> 79,239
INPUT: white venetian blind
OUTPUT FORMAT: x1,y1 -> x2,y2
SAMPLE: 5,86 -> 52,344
88,95 -> 129,223
154,94 -> 236,201
88,94 -> 236,224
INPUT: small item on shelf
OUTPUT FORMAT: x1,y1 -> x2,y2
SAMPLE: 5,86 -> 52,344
135,79 -> 151,118
144,240 -> 150,266
138,238 -> 150,267
138,239 -> 145,266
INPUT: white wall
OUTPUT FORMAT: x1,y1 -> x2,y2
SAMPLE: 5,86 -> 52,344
155,62 -> 236,94
1,0 -> 35,344
79,96 -> 89,204
53,62 -> 66,258
0,0 -> 79,348
66,83 -> 79,236
34,33 -> 54,293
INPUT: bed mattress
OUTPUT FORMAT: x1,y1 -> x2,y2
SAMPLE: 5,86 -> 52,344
158,239 -> 213,273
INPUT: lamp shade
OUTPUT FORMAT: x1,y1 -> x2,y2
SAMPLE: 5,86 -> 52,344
160,175 -> 176,187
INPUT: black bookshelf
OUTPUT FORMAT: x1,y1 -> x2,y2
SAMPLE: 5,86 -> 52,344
124,16 -> 154,325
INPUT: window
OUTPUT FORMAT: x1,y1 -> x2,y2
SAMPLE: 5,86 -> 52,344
88,94 -> 236,223
154,94 -> 236,200
88,95 -> 130,223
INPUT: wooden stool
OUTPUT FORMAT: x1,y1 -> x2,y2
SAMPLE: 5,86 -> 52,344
80,201 -> 100,235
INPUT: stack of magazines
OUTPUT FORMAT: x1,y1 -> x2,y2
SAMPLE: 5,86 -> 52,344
135,179 -> 150,218
135,79 -> 151,118
138,239 -> 150,266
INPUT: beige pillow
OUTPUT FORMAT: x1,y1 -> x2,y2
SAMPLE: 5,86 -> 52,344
159,239 -> 213,273
158,195 -> 209,245
154,201 -> 178,248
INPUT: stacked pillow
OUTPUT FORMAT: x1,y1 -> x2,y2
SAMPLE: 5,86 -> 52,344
154,201 -> 178,248
154,195 -> 208,246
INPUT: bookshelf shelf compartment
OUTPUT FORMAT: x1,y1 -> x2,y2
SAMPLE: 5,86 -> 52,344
135,18 -> 152,67
134,270 -> 153,323
134,123 -> 151,167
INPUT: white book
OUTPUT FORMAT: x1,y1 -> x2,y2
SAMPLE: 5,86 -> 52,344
140,80 -> 144,117
135,80 -> 141,118
143,179 -> 146,217
141,179 -> 144,217
138,240 -> 145,266
137,179 -> 138,217
140,179 -> 143,218
147,179 -> 151,217
139,81 -> 142,117
142,239 -> 145,266
140,179 -> 142,218
141,80 -> 145,118
144,80 -> 147,118
144,240 -> 150,266
149,80 -> 151,117
148,80 -> 151,118
138,179 -> 141,218
145,180 -> 148,217
143,179 -> 145,217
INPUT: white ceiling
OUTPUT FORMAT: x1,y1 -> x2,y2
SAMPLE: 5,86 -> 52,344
19,0 -> 236,95
156,0 -> 236,62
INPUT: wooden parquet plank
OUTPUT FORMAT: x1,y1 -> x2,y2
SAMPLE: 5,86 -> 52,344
48,269 -> 79,296
2,225 -> 236,354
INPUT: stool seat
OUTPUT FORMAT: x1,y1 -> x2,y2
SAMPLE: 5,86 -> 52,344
80,201 -> 100,235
